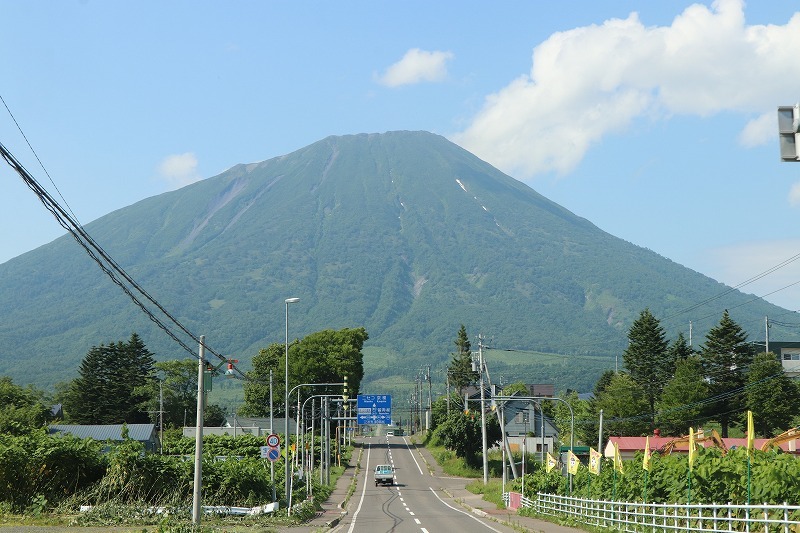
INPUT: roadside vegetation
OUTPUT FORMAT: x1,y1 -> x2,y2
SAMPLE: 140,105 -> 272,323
418,320 -> 800,513
0,329 -> 363,529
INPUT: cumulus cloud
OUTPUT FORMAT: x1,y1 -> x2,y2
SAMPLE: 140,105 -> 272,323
156,153 -> 202,189
789,181 -> 800,207
702,240 -> 800,310
378,48 -> 454,87
738,112 -> 776,147
453,0 -> 800,179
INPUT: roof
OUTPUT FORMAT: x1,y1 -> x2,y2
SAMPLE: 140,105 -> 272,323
49,424 -> 156,442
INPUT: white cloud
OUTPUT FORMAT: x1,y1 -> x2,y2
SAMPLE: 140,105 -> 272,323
378,48 -> 454,87
738,112 -> 775,147
789,181 -> 800,207
156,153 -> 202,189
453,0 -> 800,179
700,239 -> 800,310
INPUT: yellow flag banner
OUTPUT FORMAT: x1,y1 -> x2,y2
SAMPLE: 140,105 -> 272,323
568,450 -> 580,475
546,452 -> 558,473
589,447 -> 602,475
643,435 -> 651,472
688,427 -> 696,471
747,410 -> 754,455
614,442 -> 624,474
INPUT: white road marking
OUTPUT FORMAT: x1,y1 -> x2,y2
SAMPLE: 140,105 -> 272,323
428,487 -> 503,532
346,444 -> 371,533
402,436 -> 424,475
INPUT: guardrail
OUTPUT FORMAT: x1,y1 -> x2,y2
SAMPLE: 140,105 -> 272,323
503,492 -> 800,532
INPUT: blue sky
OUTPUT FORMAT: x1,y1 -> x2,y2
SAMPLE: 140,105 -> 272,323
2,0 -> 800,311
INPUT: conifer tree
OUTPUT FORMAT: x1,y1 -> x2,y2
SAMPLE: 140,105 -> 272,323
656,355 -> 708,435
746,352 -> 800,437
667,332 -> 694,362
447,324 -> 477,396
622,309 -> 671,426
62,333 -> 156,424
699,310 -> 752,437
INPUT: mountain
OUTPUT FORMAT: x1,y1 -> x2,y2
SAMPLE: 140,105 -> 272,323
0,131 -> 790,393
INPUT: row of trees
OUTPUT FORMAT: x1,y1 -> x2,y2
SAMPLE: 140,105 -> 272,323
1,326 -> 366,432
605,308 -> 799,439
433,314 -> 800,466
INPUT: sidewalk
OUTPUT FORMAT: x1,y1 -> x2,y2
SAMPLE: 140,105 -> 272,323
294,443 -> 361,531
296,438 -> 585,533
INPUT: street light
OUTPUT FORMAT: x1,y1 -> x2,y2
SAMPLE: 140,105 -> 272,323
284,297 -> 299,512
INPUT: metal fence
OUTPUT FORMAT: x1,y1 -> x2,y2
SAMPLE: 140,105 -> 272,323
504,492 -> 800,532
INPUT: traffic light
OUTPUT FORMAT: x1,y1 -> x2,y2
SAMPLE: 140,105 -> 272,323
778,104 -> 800,161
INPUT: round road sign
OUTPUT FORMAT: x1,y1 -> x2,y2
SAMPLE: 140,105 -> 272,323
267,446 -> 281,462
266,433 -> 280,447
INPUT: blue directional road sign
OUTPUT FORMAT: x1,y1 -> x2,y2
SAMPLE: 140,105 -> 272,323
357,394 -> 392,425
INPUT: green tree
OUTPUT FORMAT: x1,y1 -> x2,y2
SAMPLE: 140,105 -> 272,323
699,310 -> 753,437
240,343 -> 283,417
502,381 -> 529,396
667,332 -> 694,362
431,411 -> 500,466
593,370 -> 616,397
241,328 -> 367,417
553,390 -> 595,447
593,372 -> 650,437
138,359 -> 202,428
291,328 -> 367,404
448,324 -> 476,396
746,352 -> 800,437
656,355 -> 708,436
622,309 -> 671,427
62,333 -> 156,424
204,403 -> 227,427
0,377 -> 51,435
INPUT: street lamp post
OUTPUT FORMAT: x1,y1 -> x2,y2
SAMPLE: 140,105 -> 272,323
285,380 -> 344,511
284,297 -> 299,512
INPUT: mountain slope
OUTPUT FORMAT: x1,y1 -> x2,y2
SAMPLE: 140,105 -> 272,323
0,131 -> 788,390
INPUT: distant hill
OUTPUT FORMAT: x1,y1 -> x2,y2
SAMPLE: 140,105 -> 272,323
0,131 -> 790,393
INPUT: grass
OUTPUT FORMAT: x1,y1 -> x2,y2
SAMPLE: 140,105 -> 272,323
465,478 -> 506,508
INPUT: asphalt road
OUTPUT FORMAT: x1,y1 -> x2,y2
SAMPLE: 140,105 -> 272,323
335,435 -> 518,533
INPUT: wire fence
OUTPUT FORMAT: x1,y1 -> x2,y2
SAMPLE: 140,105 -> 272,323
504,492 -> 800,532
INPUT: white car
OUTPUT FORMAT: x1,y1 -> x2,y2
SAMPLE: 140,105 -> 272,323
386,430 -> 394,437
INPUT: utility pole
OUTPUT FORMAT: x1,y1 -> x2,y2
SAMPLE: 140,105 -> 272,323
269,369 -> 275,502
427,365 -> 432,431
192,335 -> 206,526
477,335 -> 488,485
158,380 -> 164,455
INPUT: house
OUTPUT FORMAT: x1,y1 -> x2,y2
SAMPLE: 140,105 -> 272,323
48,423 -> 159,452
761,341 -> 800,378
500,396 -> 559,456
606,431 -> 800,462
183,417 -> 297,438
463,387 -> 560,456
